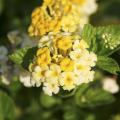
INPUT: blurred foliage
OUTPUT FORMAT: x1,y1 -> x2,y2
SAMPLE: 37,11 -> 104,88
0,91 -> 15,120
0,0 -> 120,120
91,0 -> 120,25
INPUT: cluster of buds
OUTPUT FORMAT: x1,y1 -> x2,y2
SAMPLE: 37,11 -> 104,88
102,33 -> 120,50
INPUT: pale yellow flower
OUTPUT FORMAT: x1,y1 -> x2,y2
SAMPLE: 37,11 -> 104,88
59,72 -> 76,91
43,79 -> 59,96
38,35 -> 51,48
82,51 -> 97,67
19,70 -> 32,87
79,16 -> 89,28
31,66 -> 48,87
45,64 -> 61,80
84,70 -> 95,83
73,39 -> 89,50
73,72 -> 86,85
70,50 -> 82,61
75,63 -> 91,73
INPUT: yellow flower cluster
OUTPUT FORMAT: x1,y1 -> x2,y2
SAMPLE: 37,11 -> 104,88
28,0 -> 97,36
29,33 -> 97,96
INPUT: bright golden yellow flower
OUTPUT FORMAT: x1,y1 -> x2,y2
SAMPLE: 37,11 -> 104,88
28,5 -> 61,36
37,54 -> 51,67
28,0 -> 82,36
60,58 -> 74,71
55,36 -> 72,51
36,47 -> 51,67
36,47 -> 50,56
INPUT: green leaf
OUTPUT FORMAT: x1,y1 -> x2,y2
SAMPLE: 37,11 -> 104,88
75,84 -> 115,108
9,48 -> 29,66
82,24 -> 95,46
9,47 -> 37,69
97,56 -> 120,74
0,91 -> 15,120
82,24 -> 120,56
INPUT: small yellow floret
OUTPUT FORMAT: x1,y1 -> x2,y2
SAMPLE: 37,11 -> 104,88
80,39 -> 89,49
36,47 -> 50,56
55,36 -> 72,51
45,64 -> 61,80
36,47 -> 51,67
60,72 -> 76,91
60,58 -> 74,71
73,39 -> 89,50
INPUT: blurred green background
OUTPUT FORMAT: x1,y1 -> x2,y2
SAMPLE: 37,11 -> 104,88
0,0 -> 120,120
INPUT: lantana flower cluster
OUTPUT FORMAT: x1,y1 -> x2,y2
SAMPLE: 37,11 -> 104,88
28,33 -> 97,96
28,0 -> 97,36
19,0 -> 98,96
